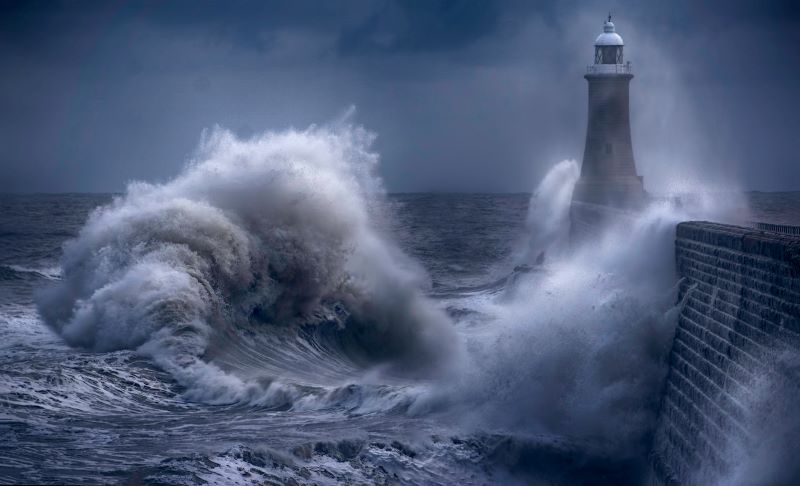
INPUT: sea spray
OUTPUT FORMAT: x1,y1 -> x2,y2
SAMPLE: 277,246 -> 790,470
447,215 -> 680,449
518,159 -> 580,264
37,122 -> 458,406
697,347 -> 800,486
417,162 -> 712,479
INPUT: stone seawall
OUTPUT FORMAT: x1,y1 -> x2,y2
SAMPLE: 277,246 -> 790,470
649,221 -> 800,484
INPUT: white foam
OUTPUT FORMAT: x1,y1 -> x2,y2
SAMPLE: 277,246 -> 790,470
423,160 -> 741,464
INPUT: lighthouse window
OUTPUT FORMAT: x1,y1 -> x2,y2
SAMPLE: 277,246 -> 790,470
600,46 -> 619,64
605,143 -> 613,154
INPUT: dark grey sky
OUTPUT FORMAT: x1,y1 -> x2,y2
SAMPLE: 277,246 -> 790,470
1,0 -> 798,193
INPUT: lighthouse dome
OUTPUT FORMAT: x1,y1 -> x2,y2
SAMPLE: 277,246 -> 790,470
595,19 -> 623,46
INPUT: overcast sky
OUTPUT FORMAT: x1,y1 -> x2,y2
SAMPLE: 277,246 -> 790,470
1,0 -> 798,193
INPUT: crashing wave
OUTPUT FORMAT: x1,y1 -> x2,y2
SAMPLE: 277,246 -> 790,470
37,121 -> 457,406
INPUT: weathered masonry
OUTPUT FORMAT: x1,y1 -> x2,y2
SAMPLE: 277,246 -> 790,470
649,222 -> 800,484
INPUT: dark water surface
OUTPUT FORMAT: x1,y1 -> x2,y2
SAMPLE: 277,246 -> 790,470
1,192 -> 798,485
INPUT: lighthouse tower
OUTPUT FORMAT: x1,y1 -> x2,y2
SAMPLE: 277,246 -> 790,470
572,16 -> 645,207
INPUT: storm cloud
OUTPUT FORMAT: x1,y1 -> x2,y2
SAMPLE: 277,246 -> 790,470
1,0 -> 798,193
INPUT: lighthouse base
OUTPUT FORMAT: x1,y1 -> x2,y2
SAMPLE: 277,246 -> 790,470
569,176 -> 647,242
569,200 -> 642,241
572,176 -> 646,208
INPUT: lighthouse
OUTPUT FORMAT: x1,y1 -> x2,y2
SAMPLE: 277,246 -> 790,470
572,15 -> 645,207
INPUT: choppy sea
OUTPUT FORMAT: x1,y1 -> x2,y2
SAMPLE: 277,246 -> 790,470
1,181 -> 798,486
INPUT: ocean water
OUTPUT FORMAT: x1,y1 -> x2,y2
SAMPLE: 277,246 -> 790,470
0,192 -> 535,485
2,127 -> 799,485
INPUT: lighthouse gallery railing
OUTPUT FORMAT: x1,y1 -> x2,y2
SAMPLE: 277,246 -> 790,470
586,63 -> 633,75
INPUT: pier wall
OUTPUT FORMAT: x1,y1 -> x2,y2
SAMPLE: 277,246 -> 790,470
649,221 -> 800,484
